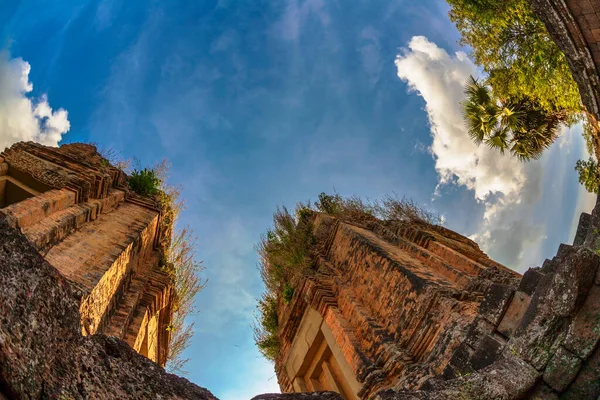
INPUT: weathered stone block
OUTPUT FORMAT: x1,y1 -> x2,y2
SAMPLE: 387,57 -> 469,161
518,268 -> 544,296
574,212 -> 592,246
463,315 -> 495,348
478,283 -> 515,326
379,356 -> 540,400
543,346 -> 582,392
541,258 -> 556,274
441,342 -> 474,380
549,246 -> 599,317
561,343 -> 600,400
509,246 -> 600,370
563,283 -> 600,359
497,291 -> 531,338
469,334 -> 506,371
527,382 -> 559,400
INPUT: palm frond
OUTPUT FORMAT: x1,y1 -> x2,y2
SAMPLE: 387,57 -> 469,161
485,128 -> 509,153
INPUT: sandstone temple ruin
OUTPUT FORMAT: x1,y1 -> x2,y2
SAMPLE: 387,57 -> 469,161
272,212 -> 520,398
267,205 -> 600,399
0,141 -> 174,366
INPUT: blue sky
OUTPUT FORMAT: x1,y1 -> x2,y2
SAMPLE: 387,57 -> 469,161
1,1 -> 595,399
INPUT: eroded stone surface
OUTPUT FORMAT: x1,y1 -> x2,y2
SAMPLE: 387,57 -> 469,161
375,356 -> 539,400
543,346 -> 581,392
508,245 -> 599,370
563,279 -> 600,359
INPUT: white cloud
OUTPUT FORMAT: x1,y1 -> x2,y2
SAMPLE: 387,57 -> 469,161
394,36 -> 545,269
0,52 -> 70,151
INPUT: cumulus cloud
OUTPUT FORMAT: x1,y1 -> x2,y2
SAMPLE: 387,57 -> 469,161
0,52 -> 70,151
394,36 -> 545,269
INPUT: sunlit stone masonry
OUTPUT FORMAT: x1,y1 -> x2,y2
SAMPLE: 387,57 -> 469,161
0,141 -> 174,366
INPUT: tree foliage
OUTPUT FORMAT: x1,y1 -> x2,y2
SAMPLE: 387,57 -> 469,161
462,76 -> 563,161
314,192 -> 441,226
447,0 -> 581,114
575,158 -> 600,194
164,227 -> 207,374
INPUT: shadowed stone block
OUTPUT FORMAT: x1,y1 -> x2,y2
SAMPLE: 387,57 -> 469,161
574,212 -> 592,246
518,268 -> 544,296
563,283 -> 600,358
478,283 -> 515,326
527,383 -> 559,400
441,342 -> 474,380
470,335 -> 506,371
463,316 -> 495,348
561,342 -> 600,399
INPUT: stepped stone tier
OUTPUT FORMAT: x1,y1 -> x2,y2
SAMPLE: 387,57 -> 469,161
0,141 -> 174,367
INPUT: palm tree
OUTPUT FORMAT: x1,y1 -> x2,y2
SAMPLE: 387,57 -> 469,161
462,76 -> 561,161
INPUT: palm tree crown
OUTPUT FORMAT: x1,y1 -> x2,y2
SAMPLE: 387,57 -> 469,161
462,76 -> 561,161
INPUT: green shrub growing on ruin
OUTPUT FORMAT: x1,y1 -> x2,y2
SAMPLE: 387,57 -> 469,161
258,205 -> 315,295
282,283 -> 294,304
253,294 -> 280,361
129,168 -> 161,196
314,192 -> 441,225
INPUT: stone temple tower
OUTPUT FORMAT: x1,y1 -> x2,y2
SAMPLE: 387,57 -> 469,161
0,141 -> 174,366
274,211 -> 523,399
274,200 -> 600,399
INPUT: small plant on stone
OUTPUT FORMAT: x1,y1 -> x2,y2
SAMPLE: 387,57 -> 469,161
282,283 -> 294,304
129,168 -> 161,196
